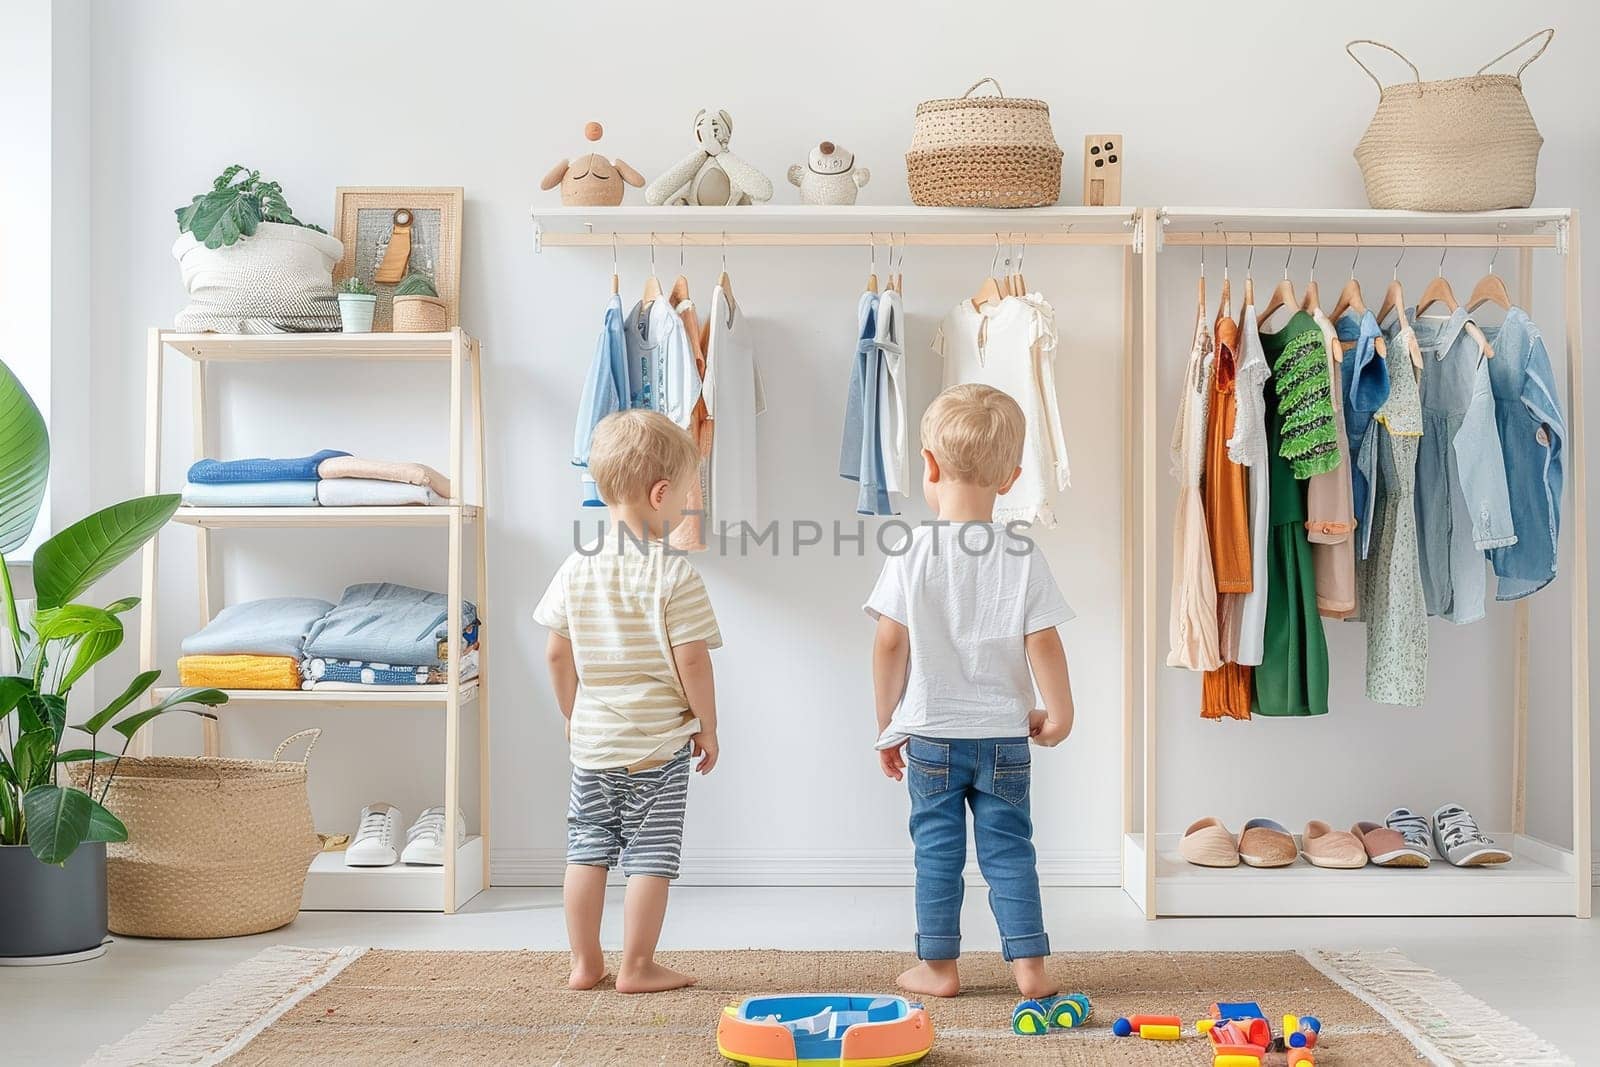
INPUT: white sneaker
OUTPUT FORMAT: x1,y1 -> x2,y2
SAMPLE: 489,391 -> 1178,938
400,806 -> 465,866
345,803 -> 402,867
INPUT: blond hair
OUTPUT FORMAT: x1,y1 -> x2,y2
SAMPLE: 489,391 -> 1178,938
920,384 -> 1026,488
588,410 -> 700,504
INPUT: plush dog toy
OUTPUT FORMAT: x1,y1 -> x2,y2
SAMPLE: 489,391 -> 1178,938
644,109 -> 773,207
541,122 -> 645,207
787,141 -> 871,205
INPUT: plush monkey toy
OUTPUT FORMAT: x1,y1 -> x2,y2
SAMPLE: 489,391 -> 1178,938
541,122 -> 645,207
644,109 -> 773,207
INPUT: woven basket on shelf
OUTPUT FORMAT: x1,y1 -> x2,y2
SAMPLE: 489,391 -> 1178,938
1348,30 -> 1552,212
906,77 -> 1062,208
69,730 -> 320,939
393,294 -> 449,332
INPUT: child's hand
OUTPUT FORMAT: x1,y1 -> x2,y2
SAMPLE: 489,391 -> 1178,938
1028,710 -> 1048,737
692,730 -> 719,774
1031,716 -> 1071,748
878,741 -> 907,781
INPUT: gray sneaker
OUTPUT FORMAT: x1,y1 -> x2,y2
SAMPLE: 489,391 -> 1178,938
1431,804 -> 1511,867
1383,807 -> 1434,859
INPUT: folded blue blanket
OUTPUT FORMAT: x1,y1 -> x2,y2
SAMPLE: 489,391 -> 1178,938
182,481 -> 319,506
302,582 -> 479,667
301,650 -> 479,687
188,449 -> 350,485
181,596 -> 335,658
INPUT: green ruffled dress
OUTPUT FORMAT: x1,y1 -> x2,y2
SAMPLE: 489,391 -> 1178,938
1253,311 -> 1333,717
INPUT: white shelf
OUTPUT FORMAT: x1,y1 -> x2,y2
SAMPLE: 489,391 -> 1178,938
1158,205 -> 1570,235
153,680 -> 480,706
160,329 -> 474,362
1123,832 -> 1578,917
172,505 -> 479,528
302,836 -> 485,911
531,203 -> 1138,235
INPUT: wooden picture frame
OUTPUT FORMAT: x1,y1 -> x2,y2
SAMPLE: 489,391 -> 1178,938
333,186 -> 463,330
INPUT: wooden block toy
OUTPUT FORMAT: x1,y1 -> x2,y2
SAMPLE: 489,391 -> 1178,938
1214,1056 -> 1263,1067
1082,134 -> 1123,206
1140,1024 -> 1182,1040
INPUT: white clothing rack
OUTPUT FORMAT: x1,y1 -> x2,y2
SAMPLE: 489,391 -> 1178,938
134,328 -> 490,914
530,203 -> 1588,921
1129,207 -> 1588,919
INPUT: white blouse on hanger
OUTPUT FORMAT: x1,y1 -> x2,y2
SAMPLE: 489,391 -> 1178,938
933,294 -> 1070,527
875,289 -> 909,497
625,297 -> 700,428
703,285 -> 765,532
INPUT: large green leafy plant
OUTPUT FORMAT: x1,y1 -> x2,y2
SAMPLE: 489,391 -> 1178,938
174,164 -> 327,250
0,359 -> 226,864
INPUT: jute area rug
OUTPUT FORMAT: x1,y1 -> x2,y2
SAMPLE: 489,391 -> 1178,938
87,947 -> 1571,1066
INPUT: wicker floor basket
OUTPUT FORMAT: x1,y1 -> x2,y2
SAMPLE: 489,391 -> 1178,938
69,730 -> 320,939
906,77 -> 1062,208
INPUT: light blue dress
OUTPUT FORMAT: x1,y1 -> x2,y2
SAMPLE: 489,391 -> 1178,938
1411,308 -> 1516,625
839,291 -> 894,516
572,294 -> 629,506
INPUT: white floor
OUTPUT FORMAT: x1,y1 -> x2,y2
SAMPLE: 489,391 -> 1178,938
9,887 -> 1597,1064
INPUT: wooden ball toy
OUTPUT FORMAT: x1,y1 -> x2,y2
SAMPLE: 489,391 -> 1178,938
584,121 -> 604,142
1112,1017 -> 1133,1037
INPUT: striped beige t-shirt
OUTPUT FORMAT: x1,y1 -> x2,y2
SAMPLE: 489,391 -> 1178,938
535,540 -> 721,770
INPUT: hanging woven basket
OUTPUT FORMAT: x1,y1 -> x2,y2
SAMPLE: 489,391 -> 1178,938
69,730 -> 320,939
906,77 -> 1062,208
1348,30 -> 1552,212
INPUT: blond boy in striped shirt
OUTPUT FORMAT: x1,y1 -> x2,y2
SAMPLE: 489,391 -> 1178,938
536,410 -> 722,994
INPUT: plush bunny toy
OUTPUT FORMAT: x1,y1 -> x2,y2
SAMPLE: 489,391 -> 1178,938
541,122 -> 645,207
644,109 -> 774,207
787,141 -> 871,205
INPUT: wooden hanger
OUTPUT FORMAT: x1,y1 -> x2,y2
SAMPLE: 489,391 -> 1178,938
865,235 -> 879,295
1376,247 -> 1424,372
608,234 -> 620,296
1467,240 -> 1513,313
1330,244 -> 1387,359
640,232 -> 662,306
1414,248 -> 1493,358
1298,244 -> 1322,315
669,233 -> 690,307
717,231 -> 737,316
1256,247 -> 1297,329
970,235 -> 1005,312
1008,232 -> 1028,296
1240,233 -> 1256,311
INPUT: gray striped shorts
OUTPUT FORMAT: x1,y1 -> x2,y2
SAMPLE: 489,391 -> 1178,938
566,745 -> 691,879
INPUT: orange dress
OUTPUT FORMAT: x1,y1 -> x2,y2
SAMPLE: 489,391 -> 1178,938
1200,310 -> 1253,720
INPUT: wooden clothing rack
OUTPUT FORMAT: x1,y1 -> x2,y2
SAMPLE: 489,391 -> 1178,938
1130,207 -> 1587,919
532,203 -> 1588,921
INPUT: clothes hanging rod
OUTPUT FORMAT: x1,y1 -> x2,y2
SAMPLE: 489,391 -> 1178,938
1163,231 -> 1559,249
536,231 -> 1135,248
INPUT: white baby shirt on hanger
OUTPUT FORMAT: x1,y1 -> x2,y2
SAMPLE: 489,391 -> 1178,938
703,285 -> 765,531
875,289 -> 909,497
933,295 -> 1070,527
625,297 -> 701,428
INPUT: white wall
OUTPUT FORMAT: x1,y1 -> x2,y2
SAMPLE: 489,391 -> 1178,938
83,0 -> 1599,887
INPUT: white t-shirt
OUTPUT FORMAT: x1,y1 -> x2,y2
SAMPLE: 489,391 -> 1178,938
864,523 -> 1074,746
874,289 -> 909,496
535,539 -> 722,770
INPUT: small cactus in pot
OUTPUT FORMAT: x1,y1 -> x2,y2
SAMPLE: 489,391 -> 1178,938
336,276 -> 376,333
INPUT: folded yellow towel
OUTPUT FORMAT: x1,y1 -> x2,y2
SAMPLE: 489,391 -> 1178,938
177,654 -> 301,690
316,456 -> 452,498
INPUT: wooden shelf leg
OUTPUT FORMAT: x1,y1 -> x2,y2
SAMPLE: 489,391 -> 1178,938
443,330 -> 465,914
471,339 -> 491,890
134,329 -> 164,759
1139,208 -> 1160,919
1562,214 -> 1591,918
191,360 -> 220,757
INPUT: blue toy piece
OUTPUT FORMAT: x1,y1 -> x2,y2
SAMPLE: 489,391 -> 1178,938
1011,1000 -> 1049,1036
1112,1017 -> 1133,1037
1046,994 -> 1092,1029
1300,1015 -> 1322,1033
1290,1030 -> 1308,1048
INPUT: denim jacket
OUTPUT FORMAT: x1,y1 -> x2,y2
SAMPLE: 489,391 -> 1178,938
1337,311 -> 1391,558
1410,308 -> 1516,625
1482,308 -> 1565,600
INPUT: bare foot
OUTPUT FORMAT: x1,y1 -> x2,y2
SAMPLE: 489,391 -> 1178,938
896,960 -> 960,998
1012,957 -> 1058,1000
568,955 -> 608,990
615,960 -> 697,993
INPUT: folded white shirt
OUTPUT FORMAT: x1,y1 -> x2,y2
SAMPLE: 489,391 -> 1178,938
315,478 -> 444,507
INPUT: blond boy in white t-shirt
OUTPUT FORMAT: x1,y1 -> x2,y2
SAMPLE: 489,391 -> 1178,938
535,410 -> 721,994
866,384 -> 1077,1001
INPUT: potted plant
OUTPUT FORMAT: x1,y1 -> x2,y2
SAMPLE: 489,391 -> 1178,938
172,165 -> 345,333
391,270 -> 448,332
0,359 -> 226,962
337,276 -> 377,333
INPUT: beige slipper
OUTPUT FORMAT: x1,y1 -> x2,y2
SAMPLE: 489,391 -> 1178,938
1178,818 -> 1239,868
1303,820 -> 1368,869
1352,821 -> 1429,868
1237,818 -> 1298,868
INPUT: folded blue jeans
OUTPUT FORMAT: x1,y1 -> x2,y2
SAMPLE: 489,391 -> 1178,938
905,735 -> 1048,962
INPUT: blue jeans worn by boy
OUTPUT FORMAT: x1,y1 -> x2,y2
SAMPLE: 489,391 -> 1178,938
906,735 -> 1048,962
